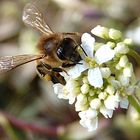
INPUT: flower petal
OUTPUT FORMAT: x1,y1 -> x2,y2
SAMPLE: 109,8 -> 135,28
100,106 -> 113,118
104,95 -> 119,110
67,60 -> 89,78
88,67 -> 103,88
81,33 -> 95,58
53,84 -> 63,95
95,44 -> 115,64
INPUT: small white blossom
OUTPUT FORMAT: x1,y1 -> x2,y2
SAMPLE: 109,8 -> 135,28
79,108 -> 98,131
81,83 -> 90,94
105,85 -> 115,95
114,42 -> 129,54
123,63 -> 133,77
118,74 -> 130,86
118,55 -> 128,67
91,25 -> 109,39
98,92 -> 107,100
104,95 -> 119,110
95,45 -> 115,65
109,28 -> 122,40
90,98 -> 101,109
100,106 -> 113,118
123,38 -> 133,45
100,67 -> 111,78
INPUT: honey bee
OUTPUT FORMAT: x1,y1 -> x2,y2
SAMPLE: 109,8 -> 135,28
0,3 -> 84,85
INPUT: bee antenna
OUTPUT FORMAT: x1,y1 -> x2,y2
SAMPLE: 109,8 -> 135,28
74,44 -> 87,56
79,45 -> 87,56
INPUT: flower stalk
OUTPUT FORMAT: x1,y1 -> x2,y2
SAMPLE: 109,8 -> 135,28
128,95 -> 140,114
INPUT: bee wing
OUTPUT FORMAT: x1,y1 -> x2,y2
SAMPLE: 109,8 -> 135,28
22,3 -> 53,35
0,54 -> 44,73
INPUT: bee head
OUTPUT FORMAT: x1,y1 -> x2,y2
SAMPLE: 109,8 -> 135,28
57,38 -> 81,65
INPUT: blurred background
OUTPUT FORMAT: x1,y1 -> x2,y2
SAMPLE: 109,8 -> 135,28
0,0 -> 140,139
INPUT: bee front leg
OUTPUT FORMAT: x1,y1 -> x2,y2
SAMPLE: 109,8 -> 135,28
36,63 -> 52,81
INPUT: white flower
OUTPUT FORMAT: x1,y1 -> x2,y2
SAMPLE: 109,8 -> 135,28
105,85 -> 115,95
90,98 -> 101,109
123,63 -> 133,77
81,83 -> 90,94
79,108 -> 98,131
100,67 -> 111,78
100,106 -> 113,118
104,95 -> 119,110
109,28 -> 122,40
118,74 -> 130,86
95,44 -> 115,65
68,33 -> 115,88
91,25 -> 109,39
53,83 -> 76,104
118,55 -> 128,67
114,42 -> 129,54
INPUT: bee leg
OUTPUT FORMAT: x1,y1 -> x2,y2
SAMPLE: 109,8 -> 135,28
62,63 -> 76,68
51,72 -> 66,85
36,64 -> 46,77
37,62 -> 66,85
41,61 -> 68,75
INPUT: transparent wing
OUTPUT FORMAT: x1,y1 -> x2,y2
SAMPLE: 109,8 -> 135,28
23,3 -> 53,35
0,54 -> 44,73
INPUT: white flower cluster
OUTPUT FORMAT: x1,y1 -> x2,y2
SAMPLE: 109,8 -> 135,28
53,25 -> 136,131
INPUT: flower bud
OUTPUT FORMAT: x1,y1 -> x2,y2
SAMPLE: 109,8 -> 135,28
123,38 -> 133,45
81,83 -> 90,94
106,41 -> 116,48
66,79 -> 79,93
76,94 -> 88,111
118,55 -> 128,67
123,63 -> 133,77
105,85 -> 115,95
75,102 -> 88,111
118,74 -> 130,86
115,63 -> 122,70
100,67 -> 111,78
114,42 -> 129,54
89,89 -> 95,96
98,92 -> 107,100
91,25 -> 109,39
77,94 -> 87,104
109,28 -> 122,40
90,98 -> 101,109
82,76 -> 89,84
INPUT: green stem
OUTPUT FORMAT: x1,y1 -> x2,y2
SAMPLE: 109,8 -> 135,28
128,49 -> 140,66
128,94 -> 140,114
